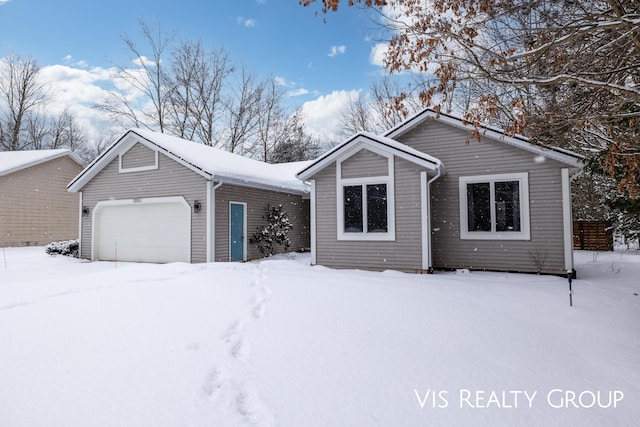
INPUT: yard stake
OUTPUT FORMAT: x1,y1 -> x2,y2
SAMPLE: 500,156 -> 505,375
567,270 -> 573,307
115,241 -> 117,270
2,247 -> 6,270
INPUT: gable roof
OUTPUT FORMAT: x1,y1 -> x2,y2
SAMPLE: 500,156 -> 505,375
296,131 -> 444,181
0,149 -> 83,177
385,108 -> 584,167
67,129 -> 310,194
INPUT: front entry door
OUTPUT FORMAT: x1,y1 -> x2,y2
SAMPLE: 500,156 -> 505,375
230,202 -> 246,261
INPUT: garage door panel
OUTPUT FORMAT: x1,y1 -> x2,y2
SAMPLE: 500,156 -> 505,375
94,198 -> 191,263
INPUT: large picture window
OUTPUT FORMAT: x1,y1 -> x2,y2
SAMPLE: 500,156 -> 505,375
459,173 -> 530,240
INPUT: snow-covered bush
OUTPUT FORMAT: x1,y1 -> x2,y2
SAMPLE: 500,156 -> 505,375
45,239 -> 79,257
250,204 -> 293,255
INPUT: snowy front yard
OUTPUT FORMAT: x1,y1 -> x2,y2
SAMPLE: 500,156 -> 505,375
1,248 -> 638,427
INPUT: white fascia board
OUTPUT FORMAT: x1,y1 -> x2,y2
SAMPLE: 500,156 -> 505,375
68,131 -> 136,192
67,130 -> 212,192
214,174 -> 309,195
297,132 -> 441,181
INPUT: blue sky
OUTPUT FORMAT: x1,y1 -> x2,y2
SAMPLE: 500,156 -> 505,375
0,0 -> 390,140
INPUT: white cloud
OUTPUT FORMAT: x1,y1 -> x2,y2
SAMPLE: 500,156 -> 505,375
300,90 -> 360,143
369,43 -> 387,67
256,0 -> 267,3
37,64 -> 122,141
0,0 -> 10,5
62,55 -> 89,68
287,88 -> 309,97
275,76 -> 295,87
236,17 -> 256,27
132,56 -> 156,67
328,45 -> 347,57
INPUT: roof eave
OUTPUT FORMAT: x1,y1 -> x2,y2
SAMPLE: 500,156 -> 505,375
2,150 -> 83,179
385,108 -> 585,168
297,132 -> 442,181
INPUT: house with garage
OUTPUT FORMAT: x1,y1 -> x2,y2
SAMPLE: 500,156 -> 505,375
1,149 -> 84,247
296,108 -> 584,275
67,129 -> 310,263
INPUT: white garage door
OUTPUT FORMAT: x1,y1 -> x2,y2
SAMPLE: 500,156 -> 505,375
93,197 -> 191,263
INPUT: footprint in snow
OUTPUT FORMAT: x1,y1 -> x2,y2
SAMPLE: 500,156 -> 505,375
202,367 -> 224,400
230,336 -> 251,362
236,387 -> 276,427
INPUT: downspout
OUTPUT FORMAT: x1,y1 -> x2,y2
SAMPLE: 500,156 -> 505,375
78,191 -> 83,258
562,167 -> 582,278
209,179 -> 223,262
425,165 -> 444,273
309,179 -> 316,265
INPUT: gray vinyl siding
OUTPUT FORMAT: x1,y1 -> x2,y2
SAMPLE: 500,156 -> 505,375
79,151 -> 207,262
313,157 -> 427,272
120,143 -> 157,169
341,149 -> 389,179
214,185 -> 310,262
0,156 -> 82,247
398,120 -> 568,274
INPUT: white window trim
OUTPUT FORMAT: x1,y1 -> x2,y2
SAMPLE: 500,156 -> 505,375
336,148 -> 396,241
459,172 -> 530,240
118,145 -> 159,173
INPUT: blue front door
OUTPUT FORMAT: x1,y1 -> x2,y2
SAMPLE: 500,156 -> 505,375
230,203 -> 245,261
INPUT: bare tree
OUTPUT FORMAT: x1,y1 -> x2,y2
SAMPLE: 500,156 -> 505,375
252,77 -> 287,161
48,108 -> 87,152
269,109 -> 320,163
95,20 -> 175,132
339,76 -> 423,136
222,66 -> 265,154
0,55 -> 48,151
168,41 -> 233,145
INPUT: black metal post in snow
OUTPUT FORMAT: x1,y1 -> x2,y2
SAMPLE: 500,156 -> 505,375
567,270 -> 573,307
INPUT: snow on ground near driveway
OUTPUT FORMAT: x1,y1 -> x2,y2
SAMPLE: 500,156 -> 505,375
1,248 -> 638,427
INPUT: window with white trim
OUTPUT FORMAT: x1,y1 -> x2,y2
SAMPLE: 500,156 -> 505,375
337,148 -> 395,241
343,183 -> 388,233
459,173 -> 530,240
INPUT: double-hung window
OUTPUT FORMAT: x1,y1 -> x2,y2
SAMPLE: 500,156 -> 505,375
459,173 -> 530,240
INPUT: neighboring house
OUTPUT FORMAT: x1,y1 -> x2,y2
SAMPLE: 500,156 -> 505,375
297,109 -> 584,275
0,149 -> 84,247
67,129 -> 310,263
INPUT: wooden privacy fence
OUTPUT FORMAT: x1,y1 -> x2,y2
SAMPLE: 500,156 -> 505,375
573,220 -> 613,251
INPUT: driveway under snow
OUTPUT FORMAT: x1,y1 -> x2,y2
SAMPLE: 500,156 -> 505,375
1,247 -> 639,426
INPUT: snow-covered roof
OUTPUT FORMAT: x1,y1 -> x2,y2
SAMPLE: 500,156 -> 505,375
296,131 -> 443,181
385,108 -> 584,168
68,129 -> 310,194
0,149 -> 82,177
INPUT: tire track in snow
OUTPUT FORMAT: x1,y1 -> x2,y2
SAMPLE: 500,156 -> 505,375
201,261 -> 276,426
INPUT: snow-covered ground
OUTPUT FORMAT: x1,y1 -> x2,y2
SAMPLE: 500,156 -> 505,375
1,247 -> 638,427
